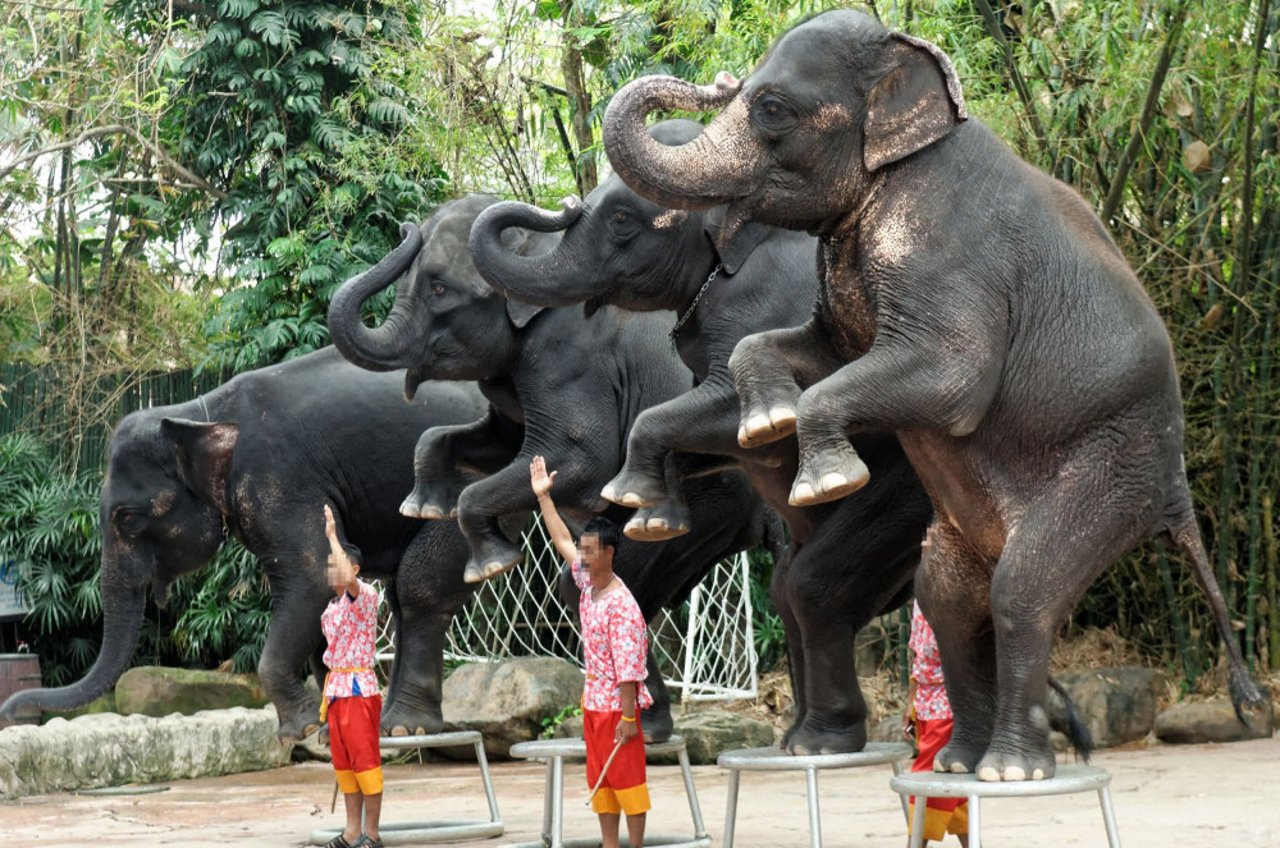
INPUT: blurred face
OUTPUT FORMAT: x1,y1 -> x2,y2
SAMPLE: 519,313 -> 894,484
326,552 -> 359,595
579,533 -> 614,574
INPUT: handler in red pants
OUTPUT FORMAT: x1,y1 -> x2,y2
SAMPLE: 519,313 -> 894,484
321,504 -> 384,848
905,599 -> 969,847
531,456 -> 651,848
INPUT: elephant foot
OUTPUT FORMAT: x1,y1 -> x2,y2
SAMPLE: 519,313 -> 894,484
641,704 -> 673,744
601,467 -> 667,508
975,744 -> 1056,782
463,537 -> 522,583
784,716 -> 867,756
788,444 -> 869,507
276,708 -> 322,745
381,705 -> 444,738
738,404 -> 798,448
400,484 -> 461,520
933,737 -> 987,775
625,503 -> 691,542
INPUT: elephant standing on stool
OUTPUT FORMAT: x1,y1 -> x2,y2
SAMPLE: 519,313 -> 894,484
602,9 -> 1267,779
0,348 -> 487,741
328,194 -> 772,741
468,122 -> 932,755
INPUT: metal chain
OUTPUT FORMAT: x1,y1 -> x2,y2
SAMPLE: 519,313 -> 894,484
669,262 -> 724,341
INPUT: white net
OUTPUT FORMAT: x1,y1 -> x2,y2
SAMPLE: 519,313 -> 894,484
375,514 -> 758,701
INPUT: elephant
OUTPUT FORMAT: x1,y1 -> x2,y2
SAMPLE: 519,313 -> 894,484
0,347 -> 487,742
327,193 -> 775,741
601,9 -> 1267,780
466,120 -> 933,754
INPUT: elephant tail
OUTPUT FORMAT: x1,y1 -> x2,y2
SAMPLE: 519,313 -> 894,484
1047,676 -> 1093,763
1166,502 -> 1271,731
761,506 -> 789,572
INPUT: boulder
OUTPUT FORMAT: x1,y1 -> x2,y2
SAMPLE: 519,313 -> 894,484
652,709 -> 776,765
1047,666 -> 1165,749
869,712 -> 908,745
0,706 -> 292,799
1155,700 -> 1275,744
442,657 -> 584,758
43,691 -> 115,723
115,666 -> 269,718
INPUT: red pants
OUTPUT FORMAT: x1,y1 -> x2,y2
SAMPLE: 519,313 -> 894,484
908,716 -> 969,840
583,709 -> 650,815
329,694 -> 383,795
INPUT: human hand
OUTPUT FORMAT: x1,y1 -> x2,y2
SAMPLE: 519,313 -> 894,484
530,455 -> 557,499
615,716 -> 639,744
323,504 -> 338,540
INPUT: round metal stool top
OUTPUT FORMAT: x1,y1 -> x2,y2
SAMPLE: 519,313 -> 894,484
377,730 -> 483,749
510,734 -> 690,760
717,741 -> 913,771
890,763 -> 1111,798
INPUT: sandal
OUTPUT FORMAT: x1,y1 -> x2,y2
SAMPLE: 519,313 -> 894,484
323,835 -> 353,848
352,836 -> 383,848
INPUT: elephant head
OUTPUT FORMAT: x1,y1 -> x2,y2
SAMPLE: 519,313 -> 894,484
468,120 -> 774,314
0,414 -> 236,722
601,9 -> 966,245
328,194 -> 553,396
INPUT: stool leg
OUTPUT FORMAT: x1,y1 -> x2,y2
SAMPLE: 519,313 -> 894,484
551,757 -> 564,848
677,748 -> 708,838
892,762 -> 910,824
1098,787 -> 1122,848
540,760 -> 554,845
968,795 -> 981,848
908,794 -> 926,848
475,740 -> 502,824
805,767 -> 822,848
722,769 -> 741,848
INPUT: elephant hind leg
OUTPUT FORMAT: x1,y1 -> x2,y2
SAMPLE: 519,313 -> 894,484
916,520 -> 997,776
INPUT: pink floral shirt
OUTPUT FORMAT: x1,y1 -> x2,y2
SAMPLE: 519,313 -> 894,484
321,579 -> 380,699
909,601 -> 952,721
574,559 -> 653,712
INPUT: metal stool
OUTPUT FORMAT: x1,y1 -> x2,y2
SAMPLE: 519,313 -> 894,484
502,734 -> 709,848
890,763 -> 1121,848
309,731 -> 503,846
717,742 -> 913,848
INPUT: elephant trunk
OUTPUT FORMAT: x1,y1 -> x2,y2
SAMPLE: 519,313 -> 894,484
0,579 -> 146,722
327,223 -> 423,372
603,73 -> 752,211
469,198 -> 602,306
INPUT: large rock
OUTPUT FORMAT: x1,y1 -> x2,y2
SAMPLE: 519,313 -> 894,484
115,666 -> 269,718
0,706 -> 292,799
442,657 -> 584,758
657,709 -> 776,765
1047,666 -> 1165,749
1155,700 -> 1275,744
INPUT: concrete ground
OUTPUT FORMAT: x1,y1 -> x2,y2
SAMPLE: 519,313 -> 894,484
1,736 -> 1276,847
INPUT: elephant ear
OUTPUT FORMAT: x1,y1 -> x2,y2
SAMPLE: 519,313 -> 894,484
863,32 -> 968,173
496,225 -> 548,329
160,418 -> 239,514
703,206 -> 773,274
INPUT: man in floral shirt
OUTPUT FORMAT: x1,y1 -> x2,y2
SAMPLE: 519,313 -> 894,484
531,456 -> 651,848
904,596 -> 969,847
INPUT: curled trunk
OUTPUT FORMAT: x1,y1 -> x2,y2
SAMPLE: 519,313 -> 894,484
0,584 -> 146,722
327,223 -> 423,372
602,73 -> 750,210
469,198 -> 603,306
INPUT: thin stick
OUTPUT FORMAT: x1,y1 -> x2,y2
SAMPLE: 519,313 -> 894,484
330,780 -> 339,814
585,738 -> 627,806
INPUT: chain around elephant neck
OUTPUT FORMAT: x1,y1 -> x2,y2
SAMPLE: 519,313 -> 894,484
670,262 -> 724,343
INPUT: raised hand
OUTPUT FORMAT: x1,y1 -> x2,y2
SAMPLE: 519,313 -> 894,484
323,504 -> 338,540
529,455 -> 558,499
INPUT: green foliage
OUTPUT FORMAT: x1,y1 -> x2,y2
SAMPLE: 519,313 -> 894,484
540,702 -> 582,739
746,545 -> 786,673
0,433 -> 271,685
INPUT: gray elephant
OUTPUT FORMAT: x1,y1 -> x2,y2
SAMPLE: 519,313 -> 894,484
602,9 -> 1267,780
0,348 -> 486,741
466,121 -> 933,754
327,193 -> 774,740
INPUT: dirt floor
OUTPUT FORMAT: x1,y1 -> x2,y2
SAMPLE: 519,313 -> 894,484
1,734 -> 1276,847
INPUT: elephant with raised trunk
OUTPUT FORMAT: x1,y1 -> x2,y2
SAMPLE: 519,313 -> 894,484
466,119 -> 933,755
601,9 -> 1268,780
0,348 -> 486,741
328,193 -> 775,741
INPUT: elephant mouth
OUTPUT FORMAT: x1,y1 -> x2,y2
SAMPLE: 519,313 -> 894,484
404,367 -> 431,401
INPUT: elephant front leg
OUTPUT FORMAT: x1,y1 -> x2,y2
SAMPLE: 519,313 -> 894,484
640,648 -> 674,743
729,319 -> 844,449
380,609 -> 457,736
259,582 -> 331,743
402,411 -> 520,519
456,458 -> 556,583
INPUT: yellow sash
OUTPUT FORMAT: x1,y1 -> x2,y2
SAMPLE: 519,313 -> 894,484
318,667 -> 372,722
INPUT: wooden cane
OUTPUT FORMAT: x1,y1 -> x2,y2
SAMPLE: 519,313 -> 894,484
330,780 -> 339,813
585,737 -> 628,806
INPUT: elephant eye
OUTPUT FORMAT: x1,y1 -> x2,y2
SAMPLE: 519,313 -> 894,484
431,282 -> 446,297
114,508 -> 148,536
754,96 -> 796,132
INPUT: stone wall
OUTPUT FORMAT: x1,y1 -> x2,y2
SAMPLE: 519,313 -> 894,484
0,706 -> 292,800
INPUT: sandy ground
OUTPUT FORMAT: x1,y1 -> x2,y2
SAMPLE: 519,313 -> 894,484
1,735 -> 1276,847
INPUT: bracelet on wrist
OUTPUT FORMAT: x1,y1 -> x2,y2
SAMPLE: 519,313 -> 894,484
620,714 -> 636,722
